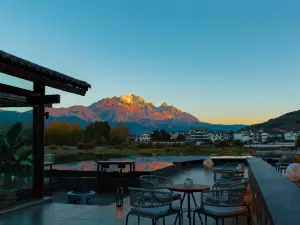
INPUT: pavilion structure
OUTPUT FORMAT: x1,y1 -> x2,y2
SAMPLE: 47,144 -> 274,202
0,50 -> 91,201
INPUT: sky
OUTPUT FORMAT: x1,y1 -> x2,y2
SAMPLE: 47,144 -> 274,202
1,0 -> 300,125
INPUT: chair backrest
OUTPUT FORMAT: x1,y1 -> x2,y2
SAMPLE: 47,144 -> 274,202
139,175 -> 173,189
128,187 -> 173,208
212,177 -> 249,190
213,169 -> 245,183
201,187 -> 246,207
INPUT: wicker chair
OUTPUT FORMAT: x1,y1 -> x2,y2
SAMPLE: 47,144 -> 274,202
221,163 -> 242,169
212,178 -> 249,190
126,187 -> 181,225
193,188 -> 251,225
213,169 -> 245,183
140,175 -> 182,201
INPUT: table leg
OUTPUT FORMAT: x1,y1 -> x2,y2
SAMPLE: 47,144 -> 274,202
192,193 -> 204,225
188,193 -> 191,225
49,164 -> 53,191
175,192 -> 186,224
191,193 -> 197,206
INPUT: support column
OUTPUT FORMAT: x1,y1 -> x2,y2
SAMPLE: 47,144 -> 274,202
33,83 -> 45,198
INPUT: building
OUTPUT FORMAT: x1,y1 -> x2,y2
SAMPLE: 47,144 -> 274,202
209,131 -> 224,142
251,131 -> 269,143
135,133 -> 151,142
189,129 -> 212,144
233,132 -> 251,143
169,131 -> 187,140
284,132 -> 298,141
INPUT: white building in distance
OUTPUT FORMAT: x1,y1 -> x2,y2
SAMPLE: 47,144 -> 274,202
135,133 -> 151,142
284,132 -> 298,141
233,132 -> 251,143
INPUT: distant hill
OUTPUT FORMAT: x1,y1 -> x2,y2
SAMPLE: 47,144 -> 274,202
0,94 -> 246,134
242,110 -> 300,132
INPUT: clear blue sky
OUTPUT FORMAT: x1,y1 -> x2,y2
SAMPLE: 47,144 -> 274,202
1,0 -> 300,125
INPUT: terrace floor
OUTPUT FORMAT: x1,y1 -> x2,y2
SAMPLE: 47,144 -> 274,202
0,167 -> 250,225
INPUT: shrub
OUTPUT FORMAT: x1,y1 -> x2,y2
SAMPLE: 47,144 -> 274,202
49,145 -> 58,150
77,142 -> 96,150
165,148 -> 173,152
62,146 -> 69,151
115,143 -> 128,150
155,143 -> 165,148
139,142 -> 152,148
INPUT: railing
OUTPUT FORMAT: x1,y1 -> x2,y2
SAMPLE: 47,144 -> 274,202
247,158 -> 300,225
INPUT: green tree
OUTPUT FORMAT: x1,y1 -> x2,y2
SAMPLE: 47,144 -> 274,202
109,123 -> 130,144
160,129 -> 170,141
296,135 -> 300,148
176,134 -> 185,141
84,121 -> 111,144
151,129 -> 160,141
71,123 -> 83,143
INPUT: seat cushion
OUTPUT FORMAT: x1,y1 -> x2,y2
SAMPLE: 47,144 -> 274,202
131,205 -> 170,217
172,193 -> 181,201
204,205 -> 248,216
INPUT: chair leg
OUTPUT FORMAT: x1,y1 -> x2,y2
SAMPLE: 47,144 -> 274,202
197,212 -> 203,225
193,211 -> 196,225
222,218 -> 224,225
247,215 -> 252,225
236,216 -> 238,225
215,218 -> 219,225
138,216 -> 140,225
205,215 -> 207,225
163,217 -> 166,225
178,212 -> 182,225
125,213 -> 130,225
175,214 -> 179,224
152,218 -> 156,225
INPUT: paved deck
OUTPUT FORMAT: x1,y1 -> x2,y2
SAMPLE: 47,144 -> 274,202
0,200 -> 250,225
0,167 -> 250,225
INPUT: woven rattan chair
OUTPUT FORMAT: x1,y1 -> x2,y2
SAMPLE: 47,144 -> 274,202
213,169 -> 245,183
193,188 -> 251,225
212,177 -> 249,190
126,187 -> 181,225
140,175 -> 182,201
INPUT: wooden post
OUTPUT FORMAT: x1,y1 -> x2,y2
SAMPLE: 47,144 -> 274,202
33,83 -> 45,198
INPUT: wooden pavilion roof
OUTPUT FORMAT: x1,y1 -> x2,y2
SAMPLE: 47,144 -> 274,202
0,50 -> 91,107
0,50 -> 91,96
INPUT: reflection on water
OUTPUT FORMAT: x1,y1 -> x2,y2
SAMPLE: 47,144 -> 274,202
53,155 -> 251,172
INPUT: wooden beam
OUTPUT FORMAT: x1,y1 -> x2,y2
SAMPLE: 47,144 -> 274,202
32,84 -> 45,198
0,92 -> 29,107
0,83 -> 38,97
0,63 -> 87,96
27,94 -> 60,105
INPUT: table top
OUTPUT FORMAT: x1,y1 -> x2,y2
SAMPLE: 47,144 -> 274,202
67,190 -> 96,196
96,160 -> 135,165
213,169 -> 244,173
168,184 -> 210,192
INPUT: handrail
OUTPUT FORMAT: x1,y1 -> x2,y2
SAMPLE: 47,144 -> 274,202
247,158 -> 300,225
44,162 -> 53,191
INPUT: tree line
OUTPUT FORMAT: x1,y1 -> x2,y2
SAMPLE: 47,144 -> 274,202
45,120 -> 130,146
150,129 -> 185,141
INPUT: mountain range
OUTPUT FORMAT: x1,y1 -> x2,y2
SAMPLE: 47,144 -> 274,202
0,94 -> 246,134
242,110 -> 300,132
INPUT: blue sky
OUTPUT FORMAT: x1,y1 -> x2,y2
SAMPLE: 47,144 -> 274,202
1,0 -> 300,125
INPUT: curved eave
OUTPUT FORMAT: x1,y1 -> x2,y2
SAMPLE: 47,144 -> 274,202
0,50 -> 91,96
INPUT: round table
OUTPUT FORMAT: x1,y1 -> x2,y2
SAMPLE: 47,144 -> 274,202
168,184 -> 210,225
67,190 -> 96,205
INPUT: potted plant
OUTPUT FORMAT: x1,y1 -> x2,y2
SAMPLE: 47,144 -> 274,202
0,122 -> 32,203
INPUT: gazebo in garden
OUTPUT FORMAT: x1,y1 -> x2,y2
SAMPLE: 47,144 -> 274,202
0,50 -> 91,203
